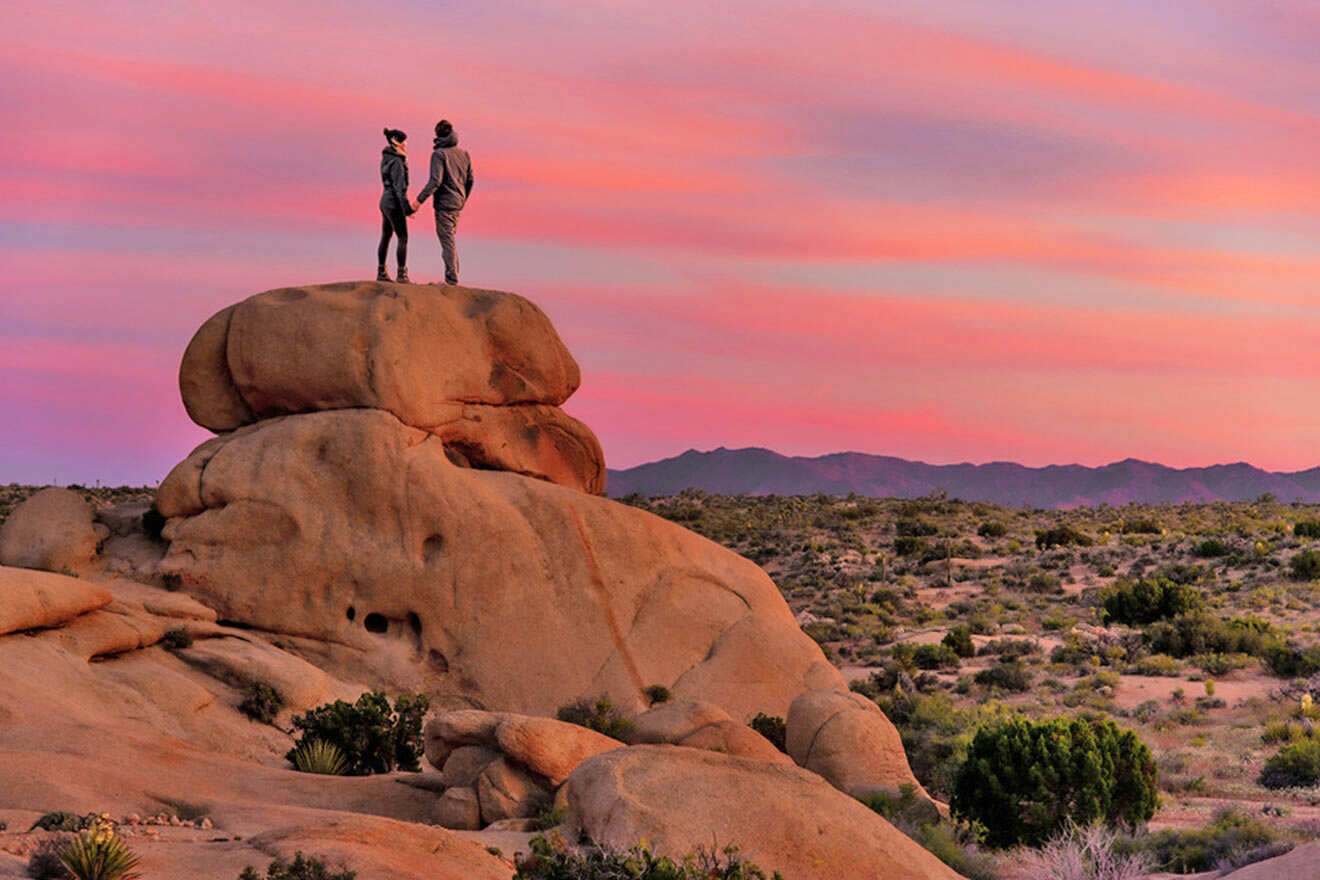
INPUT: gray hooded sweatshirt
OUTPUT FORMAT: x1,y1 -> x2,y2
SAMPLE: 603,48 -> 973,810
417,131 -> 474,212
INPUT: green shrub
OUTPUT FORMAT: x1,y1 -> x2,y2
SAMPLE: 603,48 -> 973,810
862,784 -> 995,880
942,626 -> 975,658
141,505 -> 166,541
1144,613 -> 1270,659
160,628 -> 193,650
951,716 -> 1157,847
290,739 -> 348,775
238,852 -> 357,880
512,833 -> 780,879
1025,572 -> 1063,594
977,638 -> 1038,659
1295,521 -> 1320,539
1262,642 -> 1320,678
556,697 -> 636,740
1192,652 -> 1251,676
1036,526 -> 1093,549
912,643 -> 961,670
893,536 -> 927,557
896,518 -> 939,537
239,682 -> 284,724
1195,538 -> 1230,558
1289,550 -> 1320,581
1138,808 -> 1288,872
977,521 -> 1007,539
58,831 -> 140,880
27,840 -> 71,880
1259,738 -> 1320,788
1129,654 -> 1182,677
642,684 -> 671,705
286,691 -> 427,775
1262,720 -> 1311,744
1120,518 -> 1162,534
31,811 -> 81,832
1099,576 -> 1200,625
973,660 -> 1033,693
749,713 -> 787,752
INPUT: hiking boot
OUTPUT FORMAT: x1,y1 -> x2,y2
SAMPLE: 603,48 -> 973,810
376,266 -> 390,282
396,268 -> 411,283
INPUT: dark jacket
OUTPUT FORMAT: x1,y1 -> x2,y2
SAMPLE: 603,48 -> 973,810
416,132 -> 473,211
380,145 -> 410,212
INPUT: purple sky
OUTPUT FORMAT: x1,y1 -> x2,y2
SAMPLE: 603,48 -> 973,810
2,0 -> 1318,484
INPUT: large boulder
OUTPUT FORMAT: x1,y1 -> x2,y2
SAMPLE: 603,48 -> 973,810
0,487 -> 106,573
179,282 -> 604,494
156,409 -> 842,719
786,689 -> 924,797
560,745 -> 964,880
181,282 -> 579,427
628,700 -> 787,763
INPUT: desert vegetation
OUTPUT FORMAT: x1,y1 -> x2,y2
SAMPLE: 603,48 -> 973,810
623,490 -> 1320,868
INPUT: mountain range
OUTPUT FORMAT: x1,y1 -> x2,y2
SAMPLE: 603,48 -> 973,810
605,447 -> 1320,508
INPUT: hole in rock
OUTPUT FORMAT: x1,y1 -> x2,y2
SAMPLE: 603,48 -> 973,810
407,612 -> 422,636
423,534 -> 445,562
346,606 -> 356,622
363,613 -> 388,634
429,650 -> 449,673
443,442 -> 499,471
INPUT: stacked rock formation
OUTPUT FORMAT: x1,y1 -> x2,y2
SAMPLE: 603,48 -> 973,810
156,281 -> 847,720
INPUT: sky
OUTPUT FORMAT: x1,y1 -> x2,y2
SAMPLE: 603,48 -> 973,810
2,0 -> 1318,484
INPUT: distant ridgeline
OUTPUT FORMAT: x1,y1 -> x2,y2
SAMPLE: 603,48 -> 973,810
606,447 -> 1320,508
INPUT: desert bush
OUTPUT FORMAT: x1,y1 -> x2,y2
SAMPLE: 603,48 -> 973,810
290,739 -> 348,775
896,518 -> 939,538
1036,526 -> 1093,550
942,626 -> 975,658
27,840 -> 72,880
749,713 -> 787,752
1128,654 -> 1182,677
951,717 -> 1158,847
1136,808 -> 1289,872
1025,822 -> 1151,880
286,691 -> 427,775
238,852 -> 356,880
160,628 -> 193,650
1194,538 -> 1230,558
974,660 -> 1033,693
1261,720 -> 1311,745
912,643 -> 961,670
642,684 -> 671,705
1144,613 -> 1270,659
1259,738 -> 1320,788
1192,652 -> 1251,676
1120,518 -> 1162,535
893,536 -> 928,557
140,505 -> 166,541
31,812 -> 81,832
1262,642 -> 1320,678
863,784 -> 995,880
1099,577 -> 1200,625
1026,572 -> 1063,594
556,696 -> 636,740
512,833 -> 780,879
1289,550 -> 1320,581
1295,521 -> 1320,539
978,638 -> 1038,659
977,521 -> 1007,539
239,682 -> 284,724
57,829 -> 141,880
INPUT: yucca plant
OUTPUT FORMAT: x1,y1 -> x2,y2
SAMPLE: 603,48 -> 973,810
59,829 -> 141,880
291,739 -> 348,775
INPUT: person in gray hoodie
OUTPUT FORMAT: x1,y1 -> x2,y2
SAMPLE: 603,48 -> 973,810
377,127 -> 414,282
410,119 -> 473,285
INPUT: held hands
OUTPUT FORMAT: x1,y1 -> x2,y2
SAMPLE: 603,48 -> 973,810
409,199 -> 421,213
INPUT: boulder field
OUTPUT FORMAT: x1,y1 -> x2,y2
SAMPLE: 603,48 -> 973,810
1,280 -> 961,879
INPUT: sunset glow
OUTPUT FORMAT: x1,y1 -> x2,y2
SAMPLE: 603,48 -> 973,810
3,0 -> 1318,483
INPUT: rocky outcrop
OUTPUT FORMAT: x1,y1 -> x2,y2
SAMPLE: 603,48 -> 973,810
786,689 -> 925,798
178,281 -> 603,493
627,700 -> 788,763
422,709 -> 624,828
156,408 -> 842,718
560,745 -> 964,880
0,565 -> 113,635
0,487 -> 107,573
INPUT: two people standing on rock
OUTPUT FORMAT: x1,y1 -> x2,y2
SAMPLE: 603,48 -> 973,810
375,120 -> 474,285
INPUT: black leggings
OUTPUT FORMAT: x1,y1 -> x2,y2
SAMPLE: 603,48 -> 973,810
377,205 -> 408,268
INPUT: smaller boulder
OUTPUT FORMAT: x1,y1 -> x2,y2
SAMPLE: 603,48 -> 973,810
476,757 -> 552,824
425,710 -> 505,769
0,488 -> 105,573
442,745 -> 501,788
677,720 -> 790,764
0,565 -> 113,636
628,700 -> 732,745
494,715 -> 624,786
786,689 -> 923,798
432,786 -> 482,830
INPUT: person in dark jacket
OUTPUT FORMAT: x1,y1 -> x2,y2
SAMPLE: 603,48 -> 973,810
410,119 -> 473,285
377,127 -> 414,283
